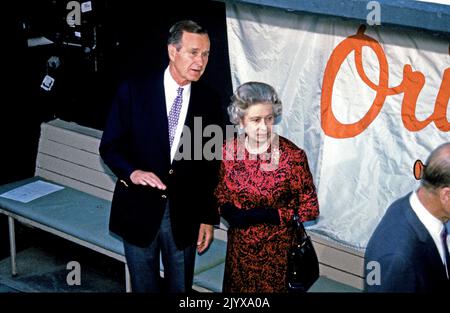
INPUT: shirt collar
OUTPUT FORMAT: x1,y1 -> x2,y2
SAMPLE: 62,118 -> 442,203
410,191 -> 445,238
164,67 -> 191,93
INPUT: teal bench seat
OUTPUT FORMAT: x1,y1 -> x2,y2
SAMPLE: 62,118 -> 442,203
0,178 -> 226,293
0,119 -> 226,292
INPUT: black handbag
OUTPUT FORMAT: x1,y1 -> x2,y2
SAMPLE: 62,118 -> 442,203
287,209 -> 320,293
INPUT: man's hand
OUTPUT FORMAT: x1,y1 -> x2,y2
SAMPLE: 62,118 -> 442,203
130,170 -> 166,190
197,223 -> 214,254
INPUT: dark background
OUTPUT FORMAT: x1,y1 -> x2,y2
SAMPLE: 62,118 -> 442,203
1,0 -> 232,260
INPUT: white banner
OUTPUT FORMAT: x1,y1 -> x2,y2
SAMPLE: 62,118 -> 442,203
226,2 -> 449,249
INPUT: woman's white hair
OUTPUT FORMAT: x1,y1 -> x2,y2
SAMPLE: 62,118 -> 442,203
227,81 -> 282,125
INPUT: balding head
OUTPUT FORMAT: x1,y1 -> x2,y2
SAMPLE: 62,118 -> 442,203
421,142 -> 450,190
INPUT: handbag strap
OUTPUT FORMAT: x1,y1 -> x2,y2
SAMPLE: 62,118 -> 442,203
293,208 -> 308,242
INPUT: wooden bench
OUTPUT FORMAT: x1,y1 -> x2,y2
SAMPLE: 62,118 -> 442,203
309,231 -> 365,290
0,118 -> 226,292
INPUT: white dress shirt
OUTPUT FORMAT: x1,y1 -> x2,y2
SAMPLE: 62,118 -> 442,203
164,67 -> 191,163
410,191 -> 449,277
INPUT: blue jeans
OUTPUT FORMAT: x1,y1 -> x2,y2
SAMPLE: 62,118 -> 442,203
123,203 -> 196,293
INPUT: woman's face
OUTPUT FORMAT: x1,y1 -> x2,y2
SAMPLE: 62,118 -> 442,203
240,103 -> 274,145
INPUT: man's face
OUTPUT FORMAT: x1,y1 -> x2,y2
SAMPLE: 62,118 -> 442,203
168,32 -> 210,86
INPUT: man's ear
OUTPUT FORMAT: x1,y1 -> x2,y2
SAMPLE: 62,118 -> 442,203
168,44 -> 177,62
439,187 -> 450,204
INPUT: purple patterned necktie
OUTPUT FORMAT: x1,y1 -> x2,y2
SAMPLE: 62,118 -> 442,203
441,225 -> 450,278
167,87 -> 184,149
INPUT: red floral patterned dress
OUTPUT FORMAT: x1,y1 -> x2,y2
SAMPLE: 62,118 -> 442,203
215,135 -> 319,292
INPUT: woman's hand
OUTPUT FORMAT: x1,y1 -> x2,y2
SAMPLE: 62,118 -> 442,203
221,203 -> 280,228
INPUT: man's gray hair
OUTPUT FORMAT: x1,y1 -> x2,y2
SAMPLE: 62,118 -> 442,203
227,81 -> 282,125
168,20 -> 208,49
421,142 -> 450,189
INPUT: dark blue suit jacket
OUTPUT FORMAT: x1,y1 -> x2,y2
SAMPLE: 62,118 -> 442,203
99,71 -> 224,248
365,193 -> 450,292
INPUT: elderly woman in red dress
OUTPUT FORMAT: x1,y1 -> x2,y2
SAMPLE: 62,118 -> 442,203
215,81 -> 319,293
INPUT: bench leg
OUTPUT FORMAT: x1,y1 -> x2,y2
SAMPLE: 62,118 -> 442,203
125,263 -> 131,293
7,217 -> 17,276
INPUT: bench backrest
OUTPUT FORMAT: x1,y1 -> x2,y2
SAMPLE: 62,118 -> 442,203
35,119 -> 116,201
34,119 -> 235,240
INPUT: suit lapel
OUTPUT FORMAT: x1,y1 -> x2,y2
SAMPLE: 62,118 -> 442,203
404,197 -> 449,278
143,72 -> 170,159
184,83 -> 198,132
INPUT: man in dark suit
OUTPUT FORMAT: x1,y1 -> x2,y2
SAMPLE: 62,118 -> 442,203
99,20 -> 224,292
365,142 -> 450,292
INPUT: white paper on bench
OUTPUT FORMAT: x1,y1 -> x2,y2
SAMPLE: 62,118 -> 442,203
0,180 -> 64,203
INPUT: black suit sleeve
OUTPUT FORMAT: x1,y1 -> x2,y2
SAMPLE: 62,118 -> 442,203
196,87 -> 225,226
365,253 -> 416,292
99,81 -> 136,182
